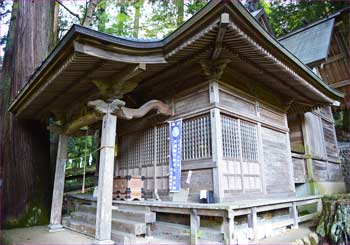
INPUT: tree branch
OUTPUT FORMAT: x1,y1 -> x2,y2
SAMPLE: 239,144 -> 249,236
55,0 -> 81,21
0,10 -> 10,18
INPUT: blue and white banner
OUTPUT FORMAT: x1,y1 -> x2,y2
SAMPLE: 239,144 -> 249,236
169,119 -> 182,192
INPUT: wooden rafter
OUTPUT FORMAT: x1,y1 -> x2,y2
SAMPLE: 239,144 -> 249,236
226,22 -> 335,105
40,60 -> 107,118
212,13 -> 230,60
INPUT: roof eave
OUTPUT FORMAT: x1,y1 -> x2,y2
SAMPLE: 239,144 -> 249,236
8,0 -> 343,115
231,0 -> 343,101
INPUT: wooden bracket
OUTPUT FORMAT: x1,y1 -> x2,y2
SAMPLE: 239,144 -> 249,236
200,58 -> 231,81
88,99 -> 126,114
91,63 -> 146,99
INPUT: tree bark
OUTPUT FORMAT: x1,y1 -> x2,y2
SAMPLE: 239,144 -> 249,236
133,0 -> 142,38
176,0 -> 184,26
82,0 -> 99,27
0,0 -> 55,225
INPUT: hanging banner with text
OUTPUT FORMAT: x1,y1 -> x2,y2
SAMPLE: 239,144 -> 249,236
169,119 -> 182,192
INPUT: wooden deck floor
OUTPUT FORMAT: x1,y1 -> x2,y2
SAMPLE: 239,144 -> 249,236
66,194 -> 322,244
69,193 -> 322,210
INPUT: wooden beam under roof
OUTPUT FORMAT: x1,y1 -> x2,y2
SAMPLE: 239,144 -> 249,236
73,41 -> 166,64
212,13 -> 230,60
58,99 -> 171,135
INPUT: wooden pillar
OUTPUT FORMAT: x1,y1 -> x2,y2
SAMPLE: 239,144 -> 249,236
48,134 -> 68,232
285,114 -> 296,193
211,107 -> 224,202
190,208 -> 200,245
249,207 -> 258,241
223,210 -> 234,245
290,202 -> 299,229
95,112 -> 117,243
201,58 -> 231,203
88,99 -> 125,244
209,81 -> 224,202
301,113 -> 314,180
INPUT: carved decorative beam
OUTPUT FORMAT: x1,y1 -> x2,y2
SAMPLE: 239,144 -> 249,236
116,100 -> 172,120
92,63 -> 146,99
52,99 -> 170,135
212,13 -> 230,60
88,99 -> 126,114
200,58 -> 231,81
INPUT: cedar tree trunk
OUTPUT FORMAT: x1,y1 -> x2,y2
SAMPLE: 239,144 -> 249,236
0,0 -> 55,227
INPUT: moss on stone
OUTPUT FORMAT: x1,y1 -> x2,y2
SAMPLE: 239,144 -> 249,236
316,194 -> 350,244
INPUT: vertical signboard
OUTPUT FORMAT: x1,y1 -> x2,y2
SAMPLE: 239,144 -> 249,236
169,119 -> 182,192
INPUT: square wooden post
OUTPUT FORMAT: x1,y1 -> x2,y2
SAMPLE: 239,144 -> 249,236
290,202 -> 299,229
223,209 -> 234,245
190,208 -> 200,245
94,112 -> 117,244
248,207 -> 258,242
209,82 -> 224,202
48,134 -> 68,232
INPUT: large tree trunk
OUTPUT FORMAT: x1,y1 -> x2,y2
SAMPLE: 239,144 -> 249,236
0,0 -> 55,226
82,0 -> 98,27
176,0 -> 184,26
133,0 -> 142,38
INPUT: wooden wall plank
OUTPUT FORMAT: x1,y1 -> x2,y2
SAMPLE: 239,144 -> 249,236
262,127 -> 293,194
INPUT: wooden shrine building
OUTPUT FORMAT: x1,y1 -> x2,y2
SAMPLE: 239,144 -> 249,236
279,7 -> 349,194
8,1 -> 345,244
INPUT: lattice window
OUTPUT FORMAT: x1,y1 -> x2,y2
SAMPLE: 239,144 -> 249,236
221,115 -> 240,159
140,129 -> 154,167
118,137 -> 128,169
182,114 -> 212,160
119,128 -> 155,170
119,114 -> 212,171
240,121 -> 258,162
221,115 -> 258,162
156,125 -> 169,165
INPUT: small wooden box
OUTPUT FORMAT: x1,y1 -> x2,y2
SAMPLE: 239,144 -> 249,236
113,176 -> 144,201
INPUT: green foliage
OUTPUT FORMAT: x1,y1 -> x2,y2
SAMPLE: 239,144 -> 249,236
66,135 -> 97,170
57,0 -> 209,40
259,0 -> 349,37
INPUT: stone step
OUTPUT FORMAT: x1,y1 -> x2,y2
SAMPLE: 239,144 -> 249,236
71,211 -> 147,236
63,217 -> 137,244
113,203 -> 150,212
112,207 -> 156,223
76,204 -> 96,214
77,204 -> 155,223
62,217 -> 95,237
71,211 -> 96,225
112,218 -> 146,235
